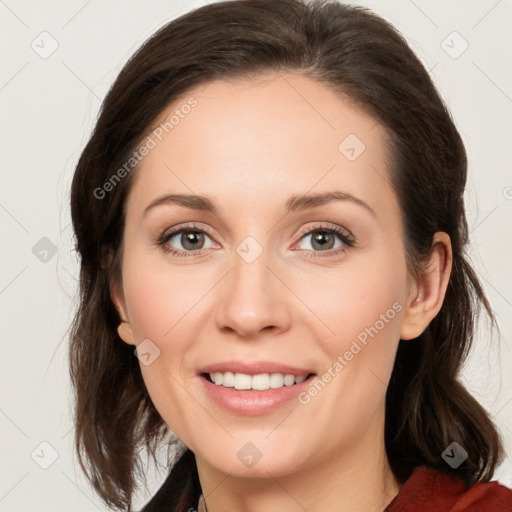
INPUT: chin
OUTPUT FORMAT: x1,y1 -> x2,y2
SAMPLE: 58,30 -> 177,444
193,434 -> 309,478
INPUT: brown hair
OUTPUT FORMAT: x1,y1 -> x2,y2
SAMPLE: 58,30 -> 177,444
69,0 -> 504,509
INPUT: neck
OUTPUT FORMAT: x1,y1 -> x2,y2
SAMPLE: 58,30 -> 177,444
195,406 -> 401,512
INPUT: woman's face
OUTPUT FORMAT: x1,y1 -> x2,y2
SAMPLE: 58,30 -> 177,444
113,71 -> 421,479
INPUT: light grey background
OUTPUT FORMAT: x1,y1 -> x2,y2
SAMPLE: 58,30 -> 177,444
1,0 -> 511,510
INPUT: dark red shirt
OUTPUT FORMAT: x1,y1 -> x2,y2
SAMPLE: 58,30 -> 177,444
140,457 -> 512,511
385,466 -> 512,511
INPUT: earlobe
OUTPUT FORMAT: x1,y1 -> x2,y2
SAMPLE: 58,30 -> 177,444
400,232 -> 453,341
117,321 -> 136,346
400,288 -> 424,340
110,279 -> 136,346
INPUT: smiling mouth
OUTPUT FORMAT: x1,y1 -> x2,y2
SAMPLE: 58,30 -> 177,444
201,372 -> 316,391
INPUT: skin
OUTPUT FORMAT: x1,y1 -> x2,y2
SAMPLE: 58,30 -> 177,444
111,71 -> 452,512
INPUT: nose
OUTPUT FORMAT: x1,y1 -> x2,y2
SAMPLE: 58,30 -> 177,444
214,246 -> 291,339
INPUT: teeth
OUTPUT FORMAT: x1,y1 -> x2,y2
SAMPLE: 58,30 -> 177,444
252,373 -> 270,390
270,373 -> 284,388
208,372 -> 309,390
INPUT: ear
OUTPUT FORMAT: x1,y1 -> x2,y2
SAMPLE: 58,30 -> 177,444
400,232 -> 453,340
110,279 -> 136,346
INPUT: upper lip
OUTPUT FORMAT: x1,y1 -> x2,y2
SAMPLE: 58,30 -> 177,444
197,360 -> 315,377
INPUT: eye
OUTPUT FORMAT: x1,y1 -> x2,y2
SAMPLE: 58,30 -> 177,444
158,223 -> 217,257
294,223 -> 355,258
157,222 -> 356,259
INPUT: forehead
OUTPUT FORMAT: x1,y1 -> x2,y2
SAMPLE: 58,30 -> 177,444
126,71 -> 395,222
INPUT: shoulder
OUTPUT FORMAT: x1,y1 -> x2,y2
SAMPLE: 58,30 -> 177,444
450,477 -> 512,511
385,465 -> 512,512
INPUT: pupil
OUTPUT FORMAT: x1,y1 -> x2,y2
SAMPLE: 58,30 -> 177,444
183,231 -> 203,250
313,232 -> 332,250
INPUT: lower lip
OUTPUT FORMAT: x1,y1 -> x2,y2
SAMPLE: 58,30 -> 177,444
198,374 -> 316,416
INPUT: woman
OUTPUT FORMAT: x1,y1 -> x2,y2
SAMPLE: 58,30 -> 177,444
68,0 -> 512,510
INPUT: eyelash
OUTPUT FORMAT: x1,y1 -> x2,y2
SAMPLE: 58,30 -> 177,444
157,222 -> 356,259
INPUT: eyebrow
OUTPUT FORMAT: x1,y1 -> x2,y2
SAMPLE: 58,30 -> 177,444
143,191 -> 376,218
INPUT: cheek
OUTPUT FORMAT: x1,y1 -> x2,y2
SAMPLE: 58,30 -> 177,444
122,250 -> 203,341
297,263 -> 406,430
298,246 -> 407,407
121,253 -> 206,441
297,251 -> 406,347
